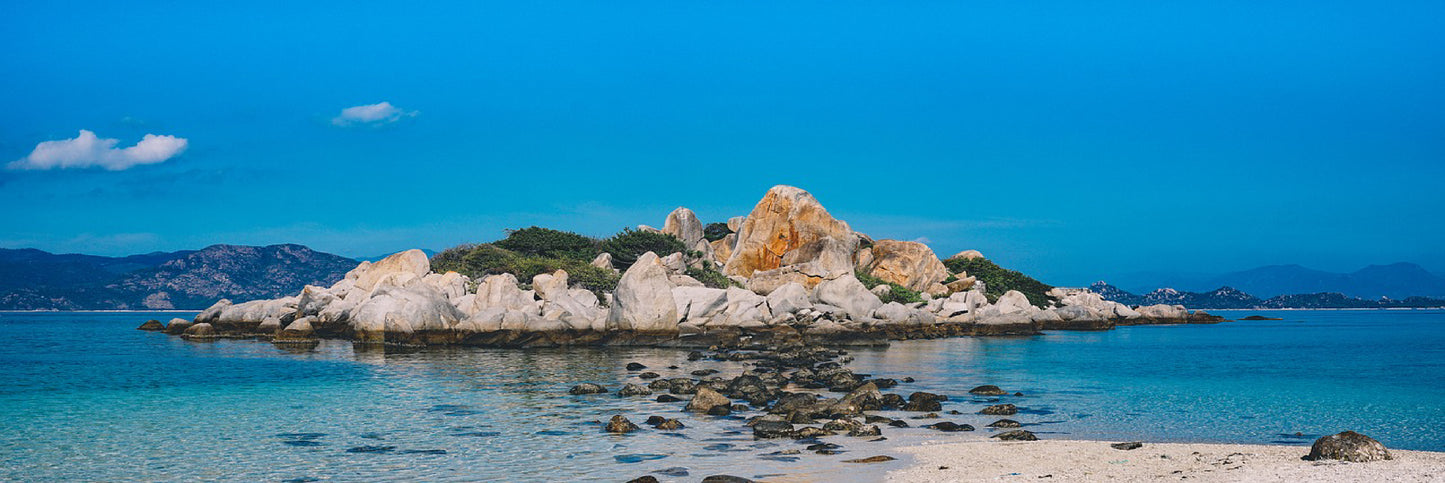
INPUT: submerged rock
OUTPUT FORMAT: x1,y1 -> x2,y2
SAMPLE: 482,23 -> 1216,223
979,403 -> 1017,416
926,422 -> 974,432
968,385 -> 1007,396
1304,431 -> 1392,462
987,419 -> 1021,428
617,383 -> 653,397
604,415 -> 640,433
136,319 -> 165,331
843,455 -> 897,463
685,387 -> 731,414
568,383 -> 608,395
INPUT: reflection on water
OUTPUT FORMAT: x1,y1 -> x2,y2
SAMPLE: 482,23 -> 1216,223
2,309 -> 1444,481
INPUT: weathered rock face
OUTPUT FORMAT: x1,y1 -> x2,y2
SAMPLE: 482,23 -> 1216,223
948,249 -> 984,260
353,249 -> 430,292
1304,431 -> 1392,462
1136,304 -> 1189,321
812,274 -> 883,321
606,252 -> 680,333
765,282 -> 813,315
685,387 -> 731,413
859,240 -> 950,293
723,186 -> 858,284
662,207 -> 706,248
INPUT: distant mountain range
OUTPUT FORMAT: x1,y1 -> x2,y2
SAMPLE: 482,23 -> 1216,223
1090,282 -> 1445,310
0,245 -> 357,310
1108,263 -> 1445,300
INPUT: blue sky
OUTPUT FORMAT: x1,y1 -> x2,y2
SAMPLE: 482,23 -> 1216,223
2,1 -> 1442,287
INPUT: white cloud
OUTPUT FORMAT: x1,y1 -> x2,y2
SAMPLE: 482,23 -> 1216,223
331,101 -> 417,126
7,130 -> 188,171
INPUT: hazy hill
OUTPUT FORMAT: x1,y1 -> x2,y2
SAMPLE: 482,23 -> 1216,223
0,244 -> 356,310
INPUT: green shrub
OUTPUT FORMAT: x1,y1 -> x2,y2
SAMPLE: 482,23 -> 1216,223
854,269 -> 923,305
942,257 -> 1054,307
703,222 -> 731,242
599,228 -> 687,270
686,264 -> 742,289
431,243 -> 619,294
492,226 -> 599,260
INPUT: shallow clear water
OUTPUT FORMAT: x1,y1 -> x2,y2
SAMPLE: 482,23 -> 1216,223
0,309 -> 1441,481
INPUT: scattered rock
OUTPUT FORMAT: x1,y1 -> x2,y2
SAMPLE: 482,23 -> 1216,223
987,419 -> 1021,428
136,319 -> 165,331
605,415 -> 640,433
992,430 -> 1038,441
686,387 -> 732,414
701,476 -> 755,483
655,419 -> 685,430
618,384 -> 653,397
1304,431 -> 1392,462
926,422 -> 974,432
626,362 -> 647,370
843,455 -> 897,463
568,383 -> 607,395
639,372 -> 661,379
752,420 -> 795,439
1111,442 -> 1143,450
968,385 -> 1007,396
979,403 -> 1017,415
627,476 -> 660,483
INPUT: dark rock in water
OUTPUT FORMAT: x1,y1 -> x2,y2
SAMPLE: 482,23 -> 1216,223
692,369 -> 720,376
182,322 -> 216,338
752,420 -> 795,439
706,405 -> 732,416
345,445 -> 397,453
655,419 -> 685,430
807,442 -> 842,451
400,449 -> 447,455
639,372 -> 662,379
969,385 -> 1007,396
946,410 -> 962,415
626,362 -> 648,371
911,412 -> 940,419
626,476 -> 659,483
849,425 -> 882,437
868,378 -> 898,389
668,379 -> 699,395
794,426 -> 833,439
1304,431 -> 1392,462
992,430 -> 1038,441
1241,315 -> 1283,320
686,387 -> 732,413
904,391 -> 946,411
137,319 -> 165,331
645,415 -> 667,426
701,476 -> 755,483
605,415 -> 640,433
668,365 -> 680,369
656,394 -> 683,403
653,467 -> 690,477
880,393 -> 905,409
979,404 -> 1018,415
987,419 -> 1021,428
1111,442 -> 1143,450
1014,392 -> 1024,396
769,392 -> 818,414
888,420 -> 909,428
687,351 -> 705,361
568,383 -> 607,395
843,455 -> 897,463
618,383 -> 653,397
926,422 -> 974,432
823,418 -> 862,432
901,377 -> 915,383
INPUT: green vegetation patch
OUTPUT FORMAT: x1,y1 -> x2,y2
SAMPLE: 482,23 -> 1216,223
942,257 -> 1054,307
854,269 -> 924,305
599,228 -> 687,270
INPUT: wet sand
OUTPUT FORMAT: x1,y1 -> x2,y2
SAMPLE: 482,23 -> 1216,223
882,439 -> 1445,482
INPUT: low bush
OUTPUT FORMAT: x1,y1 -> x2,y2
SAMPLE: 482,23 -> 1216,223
431,243 -> 619,294
703,222 -> 732,242
854,270 -> 924,305
942,257 -> 1053,307
686,262 -> 742,289
492,226 -> 599,260
599,228 -> 687,270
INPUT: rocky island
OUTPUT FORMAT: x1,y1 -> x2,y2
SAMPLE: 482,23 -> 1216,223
153,185 -> 1221,347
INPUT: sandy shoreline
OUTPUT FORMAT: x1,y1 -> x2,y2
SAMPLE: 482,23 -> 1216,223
881,439 -> 1445,482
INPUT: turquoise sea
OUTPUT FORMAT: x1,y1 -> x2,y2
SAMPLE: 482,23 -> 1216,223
1,309 -> 1442,481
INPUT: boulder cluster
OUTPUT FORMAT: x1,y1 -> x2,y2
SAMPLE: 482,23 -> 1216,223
154,185 -> 1222,346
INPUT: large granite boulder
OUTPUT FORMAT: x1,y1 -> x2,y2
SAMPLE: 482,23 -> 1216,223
606,252 -> 680,333
1136,304 -> 1189,321
1304,431 -> 1392,462
353,249 -> 430,292
859,240 -> 950,293
723,186 -> 858,285
673,286 -> 729,327
349,280 -> 465,339
469,273 -> 536,315
812,274 -> 883,321
765,282 -> 813,315
937,290 -> 988,317
662,207 -> 706,248
948,250 -> 984,260
716,287 -> 771,327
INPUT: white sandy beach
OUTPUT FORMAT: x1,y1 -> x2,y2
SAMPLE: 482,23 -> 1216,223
884,439 -> 1445,482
